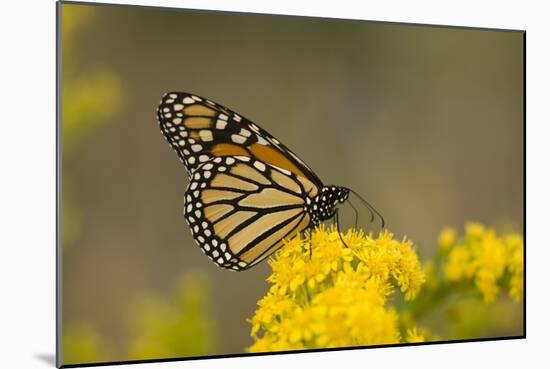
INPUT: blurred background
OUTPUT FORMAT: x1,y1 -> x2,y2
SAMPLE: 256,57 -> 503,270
60,2 -> 524,364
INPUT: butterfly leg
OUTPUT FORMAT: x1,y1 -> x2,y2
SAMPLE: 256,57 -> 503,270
308,226 -> 313,260
335,208 -> 349,248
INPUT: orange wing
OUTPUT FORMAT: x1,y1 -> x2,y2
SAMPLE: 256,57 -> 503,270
156,92 -> 323,196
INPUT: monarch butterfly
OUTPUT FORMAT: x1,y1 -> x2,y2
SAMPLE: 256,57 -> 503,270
156,92 -> 383,271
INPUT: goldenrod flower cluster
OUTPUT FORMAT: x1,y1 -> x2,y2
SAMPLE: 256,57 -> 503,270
441,222 -> 524,303
247,227 -> 425,352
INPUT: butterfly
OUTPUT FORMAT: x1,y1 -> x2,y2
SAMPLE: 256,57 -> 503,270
156,92 -> 383,271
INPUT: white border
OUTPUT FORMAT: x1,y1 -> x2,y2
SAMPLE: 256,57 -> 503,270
1,1 -> 547,368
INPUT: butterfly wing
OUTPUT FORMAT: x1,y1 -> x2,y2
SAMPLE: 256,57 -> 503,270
157,92 -> 322,197
183,155 -> 311,271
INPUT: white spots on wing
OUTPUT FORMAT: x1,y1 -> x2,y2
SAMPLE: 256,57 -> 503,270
225,157 -> 235,165
172,118 -> 182,124
191,144 -> 202,152
173,104 -> 184,111
178,140 -> 185,146
162,108 -> 169,113
218,113 -> 228,121
253,161 -> 266,171
216,120 -> 227,130
257,136 -> 269,145
231,134 -> 246,144
218,166 -> 226,172
183,97 -> 194,104
238,261 -> 247,268
192,95 -> 202,102
169,93 -> 178,98
239,128 -> 251,137
199,130 -> 213,142
203,163 -> 213,170
188,157 -> 196,164
199,155 -> 209,162
233,114 -> 242,122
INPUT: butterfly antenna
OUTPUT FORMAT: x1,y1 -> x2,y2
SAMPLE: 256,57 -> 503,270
349,189 -> 385,228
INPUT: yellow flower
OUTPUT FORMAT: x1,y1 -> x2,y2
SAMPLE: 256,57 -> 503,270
406,327 -> 425,343
465,222 -> 486,239
442,222 -> 524,303
505,235 -> 524,302
247,227 -> 425,352
438,227 -> 456,252
62,324 -> 111,364
444,245 -> 471,281
128,272 -> 216,359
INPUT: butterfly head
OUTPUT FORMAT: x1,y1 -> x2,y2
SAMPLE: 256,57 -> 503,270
307,186 -> 350,225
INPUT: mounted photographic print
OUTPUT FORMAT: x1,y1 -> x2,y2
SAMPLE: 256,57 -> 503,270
57,1 -> 525,367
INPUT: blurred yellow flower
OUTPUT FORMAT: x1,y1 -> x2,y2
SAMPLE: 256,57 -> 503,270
438,227 -> 456,253
128,272 -> 216,359
62,323 -> 111,365
406,327 -> 425,343
247,227 -> 425,352
61,4 -> 123,248
505,235 -> 524,302
442,222 -> 524,303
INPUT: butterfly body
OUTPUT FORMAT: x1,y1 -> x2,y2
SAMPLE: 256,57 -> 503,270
157,92 -> 355,271
306,186 -> 350,226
